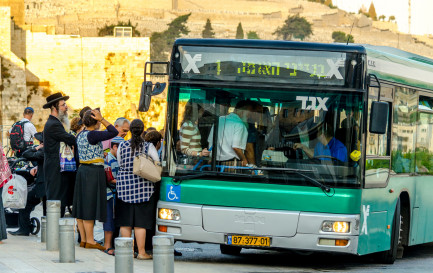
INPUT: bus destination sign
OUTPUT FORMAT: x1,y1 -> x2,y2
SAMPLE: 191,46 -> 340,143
178,46 -> 349,86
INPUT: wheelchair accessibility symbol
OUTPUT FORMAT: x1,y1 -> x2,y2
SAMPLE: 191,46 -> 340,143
167,185 -> 180,202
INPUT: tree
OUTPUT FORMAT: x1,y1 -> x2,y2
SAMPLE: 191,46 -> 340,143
247,31 -> 260,39
97,20 -> 141,37
389,15 -> 396,22
368,2 -> 377,21
332,31 -> 354,43
150,13 -> 191,62
379,15 -> 386,21
236,23 -> 244,39
273,15 -> 313,41
202,19 -> 215,38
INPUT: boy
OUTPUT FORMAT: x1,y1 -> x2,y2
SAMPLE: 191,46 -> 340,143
103,136 -> 124,255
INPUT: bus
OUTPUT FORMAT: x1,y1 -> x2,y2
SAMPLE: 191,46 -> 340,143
140,39 -> 433,264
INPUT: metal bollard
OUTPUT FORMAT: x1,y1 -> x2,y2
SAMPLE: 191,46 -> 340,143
153,235 -> 174,273
115,237 -> 134,273
59,218 -> 75,263
46,200 -> 61,251
41,216 -> 46,243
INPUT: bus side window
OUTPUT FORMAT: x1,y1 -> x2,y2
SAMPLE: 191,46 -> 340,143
416,96 -> 433,174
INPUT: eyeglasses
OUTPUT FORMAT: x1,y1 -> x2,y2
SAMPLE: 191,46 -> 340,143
60,103 -> 67,107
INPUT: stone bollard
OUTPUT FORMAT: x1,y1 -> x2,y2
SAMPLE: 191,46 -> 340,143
153,235 -> 174,273
41,216 -> 46,243
59,218 -> 75,263
115,237 -> 134,273
46,200 -> 61,251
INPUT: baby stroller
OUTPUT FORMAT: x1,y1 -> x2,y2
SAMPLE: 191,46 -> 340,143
4,157 -> 41,235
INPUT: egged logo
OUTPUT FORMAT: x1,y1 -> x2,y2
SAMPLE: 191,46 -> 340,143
296,96 -> 329,111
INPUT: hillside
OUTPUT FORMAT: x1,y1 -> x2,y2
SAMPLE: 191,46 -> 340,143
24,0 -> 433,58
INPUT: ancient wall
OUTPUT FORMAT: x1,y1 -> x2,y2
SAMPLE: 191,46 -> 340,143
0,7 -> 27,144
24,33 -> 153,127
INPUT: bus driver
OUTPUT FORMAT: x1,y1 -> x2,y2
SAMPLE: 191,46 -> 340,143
294,122 -> 348,162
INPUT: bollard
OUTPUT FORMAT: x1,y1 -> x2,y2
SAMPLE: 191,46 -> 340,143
59,218 -> 75,263
41,216 -> 46,243
153,235 -> 174,273
46,200 -> 61,251
115,237 -> 134,273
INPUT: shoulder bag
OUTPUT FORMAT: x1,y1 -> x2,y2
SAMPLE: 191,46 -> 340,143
133,142 -> 162,183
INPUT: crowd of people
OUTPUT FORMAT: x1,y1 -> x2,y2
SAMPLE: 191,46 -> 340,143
0,92 -> 164,259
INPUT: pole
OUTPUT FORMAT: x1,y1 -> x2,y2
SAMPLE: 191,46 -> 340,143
46,200 -> 60,251
41,216 -> 46,243
153,235 -> 174,273
115,237 -> 134,273
59,218 -> 75,263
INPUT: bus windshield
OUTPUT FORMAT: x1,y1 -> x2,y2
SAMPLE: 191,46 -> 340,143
166,83 -> 364,187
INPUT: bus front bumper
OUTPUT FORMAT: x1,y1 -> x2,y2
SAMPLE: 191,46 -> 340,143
156,201 -> 360,255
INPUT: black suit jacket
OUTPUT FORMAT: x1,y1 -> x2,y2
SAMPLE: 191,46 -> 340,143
43,115 -> 76,203
22,147 -> 45,198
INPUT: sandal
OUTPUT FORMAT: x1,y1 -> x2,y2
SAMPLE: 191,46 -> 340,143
104,248 -> 115,256
136,254 -> 152,260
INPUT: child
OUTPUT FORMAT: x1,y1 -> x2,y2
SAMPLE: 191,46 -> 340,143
103,136 -> 124,255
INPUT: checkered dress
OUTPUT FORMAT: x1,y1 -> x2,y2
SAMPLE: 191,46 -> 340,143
116,140 -> 154,203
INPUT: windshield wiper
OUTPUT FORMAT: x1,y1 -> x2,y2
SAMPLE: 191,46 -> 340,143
172,171 -> 223,182
248,167 -> 331,193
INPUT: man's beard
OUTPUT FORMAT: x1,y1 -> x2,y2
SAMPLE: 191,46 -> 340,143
59,110 -> 70,131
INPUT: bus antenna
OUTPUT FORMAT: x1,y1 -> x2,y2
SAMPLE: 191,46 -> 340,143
346,21 -> 356,45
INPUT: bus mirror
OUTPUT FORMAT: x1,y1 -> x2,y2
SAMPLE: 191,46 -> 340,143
138,81 -> 153,112
369,101 -> 389,134
152,82 -> 166,96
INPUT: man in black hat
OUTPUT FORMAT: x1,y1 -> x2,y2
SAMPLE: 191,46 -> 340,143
42,92 -> 76,217
9,132 -> 46,236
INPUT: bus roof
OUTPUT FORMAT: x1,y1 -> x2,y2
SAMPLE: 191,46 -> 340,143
363,44 -> 433,91
174,38 -> 366,54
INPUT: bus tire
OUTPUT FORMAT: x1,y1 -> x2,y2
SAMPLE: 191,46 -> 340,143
377,198 -> 401,264
220,244 -> 242,255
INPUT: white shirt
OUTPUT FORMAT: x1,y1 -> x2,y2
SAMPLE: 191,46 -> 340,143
9,118 -> 37,142
208,113 -> 248,161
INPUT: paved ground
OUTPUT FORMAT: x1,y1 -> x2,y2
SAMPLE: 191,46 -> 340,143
2,204 -> 433,272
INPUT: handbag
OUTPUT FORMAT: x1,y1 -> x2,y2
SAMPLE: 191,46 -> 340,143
60,142 -> 77,172
133,143 -> 162,183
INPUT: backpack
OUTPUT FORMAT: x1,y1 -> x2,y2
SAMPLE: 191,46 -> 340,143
10,121 -> 29,152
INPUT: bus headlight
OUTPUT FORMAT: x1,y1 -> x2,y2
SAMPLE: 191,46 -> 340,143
158,208 -> 181,221
321,221 -> 350,233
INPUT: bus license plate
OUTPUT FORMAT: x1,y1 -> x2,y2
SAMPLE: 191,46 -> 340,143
227,235 -> 271,247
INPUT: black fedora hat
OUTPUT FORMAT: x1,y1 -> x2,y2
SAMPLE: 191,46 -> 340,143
43,92 -> 70,109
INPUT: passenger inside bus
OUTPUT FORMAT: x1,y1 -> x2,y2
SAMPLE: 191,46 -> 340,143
207,100 -> 255,168
179,99 -> 211,158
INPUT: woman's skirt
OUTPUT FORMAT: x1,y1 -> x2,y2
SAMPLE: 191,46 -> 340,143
72,164 -> 107,222
0,187 -> 7,241
115,190 -> 158,229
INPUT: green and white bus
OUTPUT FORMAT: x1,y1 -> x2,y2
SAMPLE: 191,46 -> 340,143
140,39 -> 433,263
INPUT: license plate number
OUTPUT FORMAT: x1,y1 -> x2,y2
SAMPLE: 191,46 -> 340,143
227,235 -> 270,247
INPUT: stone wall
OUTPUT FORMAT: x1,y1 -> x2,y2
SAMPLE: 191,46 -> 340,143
24,33 -> 153,127
0,7 -> 27,144
0,0 -> 24,25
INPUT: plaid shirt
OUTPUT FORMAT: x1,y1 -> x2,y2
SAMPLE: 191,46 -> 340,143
116,141 -> 155,203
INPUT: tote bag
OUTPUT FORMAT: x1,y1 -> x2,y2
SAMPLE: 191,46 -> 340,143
2,174 -> 27,209
133,143 -> 162,183
60,142 -> 77,172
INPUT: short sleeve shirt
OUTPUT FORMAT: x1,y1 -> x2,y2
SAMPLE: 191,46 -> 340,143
314,137 -> 348,162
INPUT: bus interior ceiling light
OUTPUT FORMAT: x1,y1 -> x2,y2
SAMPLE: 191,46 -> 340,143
321,221 -> 350,233
158,208 -> 181,221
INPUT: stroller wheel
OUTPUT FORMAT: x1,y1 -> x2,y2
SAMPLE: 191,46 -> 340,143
30,217 -> 41,235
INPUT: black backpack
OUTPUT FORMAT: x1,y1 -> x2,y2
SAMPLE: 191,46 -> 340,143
10,121 -> 29,152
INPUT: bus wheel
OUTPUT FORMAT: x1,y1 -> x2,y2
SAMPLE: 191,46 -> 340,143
377,198 -> 402,264
220,244 -> 242,255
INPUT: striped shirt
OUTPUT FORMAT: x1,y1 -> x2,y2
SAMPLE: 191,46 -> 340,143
180,121 -> 202,156
104,152 -> 118,200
